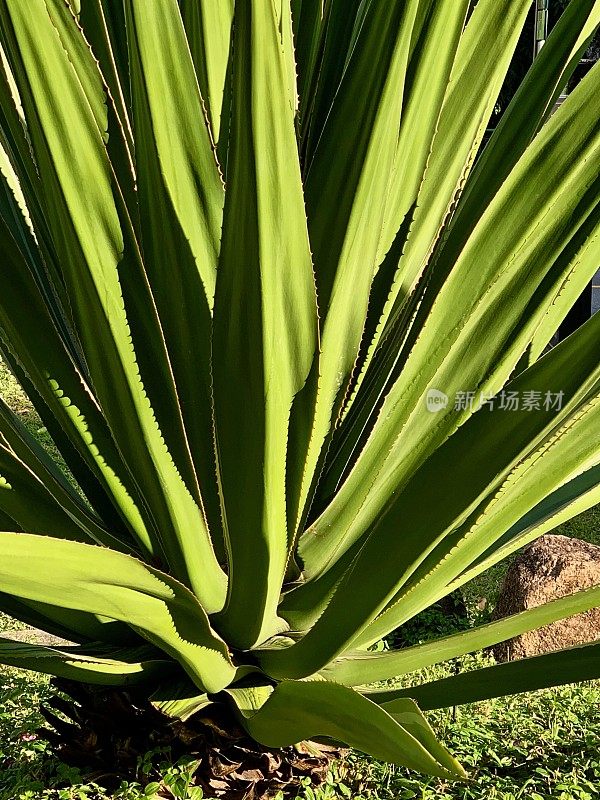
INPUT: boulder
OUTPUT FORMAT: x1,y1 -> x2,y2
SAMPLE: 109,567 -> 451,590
493,534 -> 600,662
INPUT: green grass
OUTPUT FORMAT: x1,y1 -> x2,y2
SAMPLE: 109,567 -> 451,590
2,361 -> 600,799
349,675 -> 600,800
2,635 -> 600,800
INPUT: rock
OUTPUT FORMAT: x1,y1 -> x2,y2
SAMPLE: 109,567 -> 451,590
493,534 -> 600,662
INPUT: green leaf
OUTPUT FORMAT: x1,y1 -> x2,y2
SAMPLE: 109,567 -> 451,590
368,0 -> 531,351
321,0 -> 538,485
279,0 -> 300,117
151,678 -> 212,721
299,0 -> 364,155
0,0 -> 226,610
0,21 -> 103,357
0,126 -> 35,244
0,434 -> 98,543
0,591 -> 139,647
0,395 -> 133,552
356,398 -> 600,649
291,0 -> 326,122
0,342 -> 135,539
265,310 -> 600,676
0,212 -> 151,553
446,464 -> 600,598
124,0 -> 223,307
525,194 -> 600,365
77,0 -> 133,149
0,0 -> 599,776
124,0 -> 226,551
369,640 -> 600,711
226,680 -> 465,779
375,0 -> 469,267
301,55 -> 600,583
352,339 -> 600,648
43,0 -> 138,242
0,638 -> 173,685
295,0 -> 421,530
212,0 -> 318,649
447,0 -> 600,264
323,582 -> 600,686
179,0 -> 233,146
0,533 -> 235,693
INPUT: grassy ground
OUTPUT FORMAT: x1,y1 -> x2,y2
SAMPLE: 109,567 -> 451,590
0,361 -> 62,463
2,360 -> 600,799
2,634 -> 600,800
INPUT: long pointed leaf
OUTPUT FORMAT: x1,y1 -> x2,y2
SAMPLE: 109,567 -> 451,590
323,582 -> 600,686
179,0 -> 233,146
263,311 -> 600,677
0,638 -> 173,685
212,0 -> 318,649
0,0 -> 226,609
124,0 -> 226,549
226,680 -> 465,779
369,641 -> 600,710
294,0 -> 421,530
304,59 -> 600,576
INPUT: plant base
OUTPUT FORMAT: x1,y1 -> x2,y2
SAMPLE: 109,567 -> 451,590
40,680 -> 346,799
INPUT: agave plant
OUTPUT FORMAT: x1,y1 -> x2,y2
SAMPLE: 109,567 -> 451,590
0,0 -> 600,789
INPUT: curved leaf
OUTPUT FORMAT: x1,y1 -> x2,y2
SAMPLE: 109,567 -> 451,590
451,464 -> 600,594
212,0 -> 318,649
0,0 -> 227,609
226,680 -> 465,779
0,214 -> 151,552
323,582 -> 600,686
301,58 -> 600,581
264,310 -> 600,677
369,641 -> 600,711
0,533 -> 235,693
0,638 -> 173,685
151,678 -> 212,721
0,396 -> 132,551
0,591 -> 140,647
